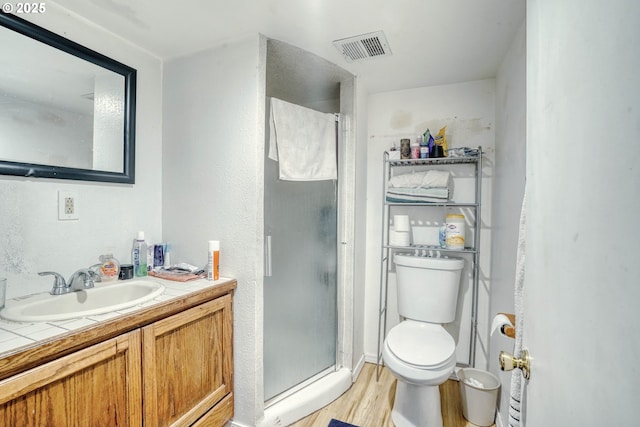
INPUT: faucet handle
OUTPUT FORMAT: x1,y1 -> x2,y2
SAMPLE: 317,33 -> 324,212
39,271 -> 68,295
86,269 -> 101,284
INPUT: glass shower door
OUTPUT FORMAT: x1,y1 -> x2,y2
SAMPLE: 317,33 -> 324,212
263,154 -> 338,401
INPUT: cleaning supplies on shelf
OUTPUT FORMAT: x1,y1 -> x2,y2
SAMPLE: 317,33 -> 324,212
131,231 -> 148,277
445,214 -> 466,249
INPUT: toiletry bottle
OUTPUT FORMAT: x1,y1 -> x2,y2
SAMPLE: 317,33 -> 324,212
400,138 -> 411,159
410,140 -> 420,159
419,133 -> 429,158
207,240 -> 220,281
131,231 -> 148,277
98,253 -> 120,281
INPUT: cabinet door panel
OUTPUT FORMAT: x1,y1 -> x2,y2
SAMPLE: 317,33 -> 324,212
0,331 -> 142,427
142,294 -> 233,427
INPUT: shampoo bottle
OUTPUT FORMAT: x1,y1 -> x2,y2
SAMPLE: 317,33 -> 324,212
132,231 -> 148,277
207,240 -> 220,281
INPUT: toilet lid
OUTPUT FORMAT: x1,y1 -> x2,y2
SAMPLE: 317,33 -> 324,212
387,322 -> 456,368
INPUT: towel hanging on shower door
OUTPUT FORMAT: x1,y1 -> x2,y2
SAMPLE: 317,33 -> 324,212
268,97 -> 337,181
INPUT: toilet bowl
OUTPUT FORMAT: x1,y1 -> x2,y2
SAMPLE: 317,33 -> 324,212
383,321 -> 457,427
383,254 -> 464,427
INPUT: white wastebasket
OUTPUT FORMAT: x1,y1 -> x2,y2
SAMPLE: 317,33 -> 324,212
458,368 -> 501,426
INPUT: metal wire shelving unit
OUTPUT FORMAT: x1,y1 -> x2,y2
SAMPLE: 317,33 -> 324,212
376,148 -> 483,379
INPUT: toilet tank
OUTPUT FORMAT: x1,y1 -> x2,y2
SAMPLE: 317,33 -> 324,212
394,254 -> 464,323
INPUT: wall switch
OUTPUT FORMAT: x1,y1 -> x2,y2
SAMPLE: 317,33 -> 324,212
58,190 -> 79,220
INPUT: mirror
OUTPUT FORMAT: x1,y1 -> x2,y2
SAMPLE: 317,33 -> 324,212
0,13 -> 136,184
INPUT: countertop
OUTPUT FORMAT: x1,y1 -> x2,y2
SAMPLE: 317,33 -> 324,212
0,276 -> 237,381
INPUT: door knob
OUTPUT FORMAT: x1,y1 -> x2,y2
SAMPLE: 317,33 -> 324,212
499,349 -> 531,379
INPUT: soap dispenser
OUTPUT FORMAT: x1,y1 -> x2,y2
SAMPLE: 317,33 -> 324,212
98,253 -> 120,281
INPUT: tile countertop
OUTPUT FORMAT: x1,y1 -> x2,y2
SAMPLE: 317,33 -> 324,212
0,276 -> 235,357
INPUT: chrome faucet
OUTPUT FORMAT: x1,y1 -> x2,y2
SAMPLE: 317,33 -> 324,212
39,268 -> 102,295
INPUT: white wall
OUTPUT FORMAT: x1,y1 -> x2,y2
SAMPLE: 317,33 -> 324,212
0,4 -> 163,299
364,80 -> 495,368
162,36 -> 263,427
490,21 -> 526,425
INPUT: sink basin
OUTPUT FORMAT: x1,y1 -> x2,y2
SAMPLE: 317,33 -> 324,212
0,280 -> 165,322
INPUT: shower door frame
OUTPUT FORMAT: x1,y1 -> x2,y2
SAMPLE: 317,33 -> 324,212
262,109 -> 355,407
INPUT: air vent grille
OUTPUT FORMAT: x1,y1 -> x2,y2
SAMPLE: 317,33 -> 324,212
333,31 -> 392,62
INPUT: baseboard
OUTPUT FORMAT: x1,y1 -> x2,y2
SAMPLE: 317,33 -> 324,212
364,352 -> 378,364
352,353 -> 366,382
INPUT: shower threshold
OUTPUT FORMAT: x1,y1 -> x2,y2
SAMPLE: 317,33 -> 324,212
261,366 -> 352,427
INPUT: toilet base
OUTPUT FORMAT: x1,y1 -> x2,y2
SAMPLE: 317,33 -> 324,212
391,381 -> 443,427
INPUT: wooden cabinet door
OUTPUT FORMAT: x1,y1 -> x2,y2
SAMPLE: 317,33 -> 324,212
142,294 -> 233,427
0,330 -> 142,427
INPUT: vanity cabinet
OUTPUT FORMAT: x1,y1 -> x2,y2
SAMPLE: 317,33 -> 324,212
0,283 -> 235,427
0,330 -> 142,426
142,294 -> 234,426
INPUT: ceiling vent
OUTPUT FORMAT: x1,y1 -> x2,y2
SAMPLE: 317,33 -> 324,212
332,31 -> 392,62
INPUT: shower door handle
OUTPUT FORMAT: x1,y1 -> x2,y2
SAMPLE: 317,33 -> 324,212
265,235 -> 272,277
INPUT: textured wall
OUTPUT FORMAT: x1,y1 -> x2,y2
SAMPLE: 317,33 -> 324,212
0,4 -> 163,299
162,36 -> 262,426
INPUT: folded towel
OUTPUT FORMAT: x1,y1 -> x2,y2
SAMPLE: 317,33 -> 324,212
387,187 -> 449,199
388,170 -> 451,189
269,97 -> 337,181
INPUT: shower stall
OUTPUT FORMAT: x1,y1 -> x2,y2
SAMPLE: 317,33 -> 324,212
261,38 -> 356,425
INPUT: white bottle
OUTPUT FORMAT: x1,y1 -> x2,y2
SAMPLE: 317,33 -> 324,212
132,231 -> 148,277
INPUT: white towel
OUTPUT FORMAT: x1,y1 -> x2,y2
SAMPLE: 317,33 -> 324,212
388,170 -> 451,189
269,97 -> 337,181
509,191 -> 526,427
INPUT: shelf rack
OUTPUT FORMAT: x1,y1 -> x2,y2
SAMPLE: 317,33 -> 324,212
376,148 -> 483,379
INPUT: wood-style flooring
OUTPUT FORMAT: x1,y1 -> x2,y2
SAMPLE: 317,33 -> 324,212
290,363 -> 495,427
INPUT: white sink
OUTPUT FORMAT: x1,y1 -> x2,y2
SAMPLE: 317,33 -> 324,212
0,280 -> 165,322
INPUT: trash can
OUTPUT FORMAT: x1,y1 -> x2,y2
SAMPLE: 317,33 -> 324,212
458,368 -> 501,426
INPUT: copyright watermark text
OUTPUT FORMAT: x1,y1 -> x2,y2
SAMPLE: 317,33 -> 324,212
1,2 -> 46,14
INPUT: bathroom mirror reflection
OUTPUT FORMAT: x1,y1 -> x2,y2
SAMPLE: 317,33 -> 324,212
0,13 -> 136,183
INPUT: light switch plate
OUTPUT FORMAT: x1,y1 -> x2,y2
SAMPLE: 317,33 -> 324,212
58,190 -> 79,220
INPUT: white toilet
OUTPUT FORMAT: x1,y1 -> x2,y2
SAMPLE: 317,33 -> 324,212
383,254 -> 465,427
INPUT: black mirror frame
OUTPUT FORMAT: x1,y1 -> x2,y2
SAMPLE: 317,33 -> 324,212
0,13 -> 136,184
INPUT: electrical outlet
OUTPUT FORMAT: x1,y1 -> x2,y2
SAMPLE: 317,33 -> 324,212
58,190 -> 79,220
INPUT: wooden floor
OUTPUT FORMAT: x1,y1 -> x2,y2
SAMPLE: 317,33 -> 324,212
290,363 -> 494,427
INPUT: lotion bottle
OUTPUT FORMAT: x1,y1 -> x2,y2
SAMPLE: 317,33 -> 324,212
207,240 -> 220,281
132,231 -> 148,277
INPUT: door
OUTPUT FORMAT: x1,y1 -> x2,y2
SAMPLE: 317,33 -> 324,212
142,296 -> 233,426
263,128 -> 338,401
0,331 -> 142,426
521,1 -> 639,425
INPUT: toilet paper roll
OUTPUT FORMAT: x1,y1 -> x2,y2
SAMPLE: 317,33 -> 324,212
490,314 -> 513,337
394,215 -> 410,232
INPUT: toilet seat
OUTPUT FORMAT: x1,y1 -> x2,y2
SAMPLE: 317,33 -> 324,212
386,321 -> 456,369
382,321 -> 457,386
